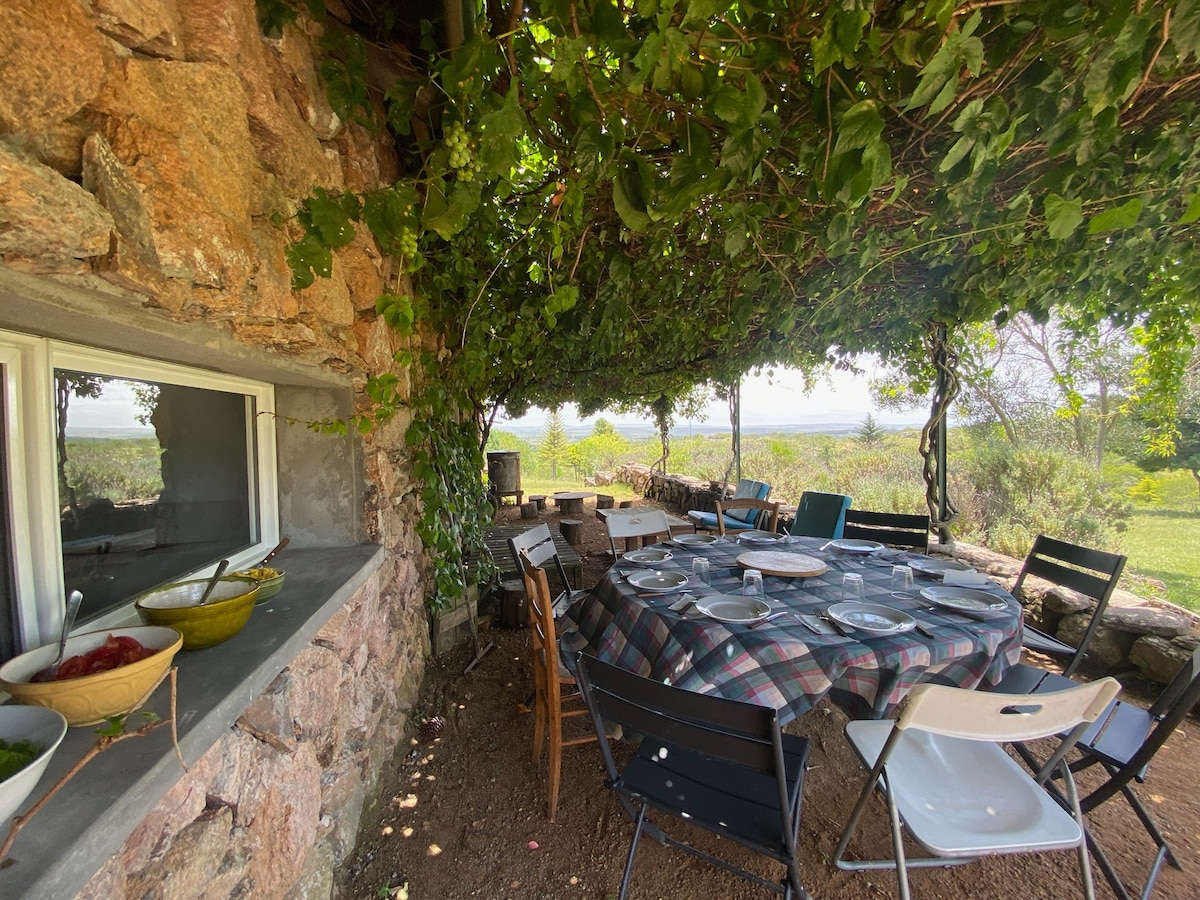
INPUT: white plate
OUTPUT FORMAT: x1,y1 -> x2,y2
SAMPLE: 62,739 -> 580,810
920,586 -> 1009,612
622,548 -> 673,565
909,557 -> 976,577
826,602 -> 916,634
828,539 -> 885,553
695,595 -> 771,624
626,570 -> 689,592
737,530 -> 786,544
673,533 -> 719,546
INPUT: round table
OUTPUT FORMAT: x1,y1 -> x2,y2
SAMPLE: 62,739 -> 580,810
551,491 -> 595,515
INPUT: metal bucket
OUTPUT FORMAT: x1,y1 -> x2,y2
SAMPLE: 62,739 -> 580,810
486,451 -> 521,495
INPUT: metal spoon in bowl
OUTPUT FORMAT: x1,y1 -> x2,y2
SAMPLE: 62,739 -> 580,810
197,559 -> 230,606
43,590 -> 84,680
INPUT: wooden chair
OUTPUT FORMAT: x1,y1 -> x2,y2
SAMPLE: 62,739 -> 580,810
517,550 -> 597,821
834,678 -> 1121,900
687,478 -> 771,532
1013,644 -> 1200,900
787,491 -> 851,539
575,652 -> 813,899
508,523 -> 586,618
715,498 -> 781,536
841,509 -> 931,552
993,535 -> 1127,692
603,508 -> 672,557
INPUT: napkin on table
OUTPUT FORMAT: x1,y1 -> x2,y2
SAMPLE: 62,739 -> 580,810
942,569 -> 989,587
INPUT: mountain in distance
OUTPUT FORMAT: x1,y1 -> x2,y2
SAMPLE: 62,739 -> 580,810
496,417 -> 922,443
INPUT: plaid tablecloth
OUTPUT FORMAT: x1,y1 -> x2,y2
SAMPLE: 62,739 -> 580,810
563,536 -> 1022,723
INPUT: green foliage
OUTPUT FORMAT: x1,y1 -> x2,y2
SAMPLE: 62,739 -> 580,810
1129,475 -> 1166,504
856,414 -> 886,447
957,442 -> 1131,557
63,438 -> 163,503
534,410 -> 570,479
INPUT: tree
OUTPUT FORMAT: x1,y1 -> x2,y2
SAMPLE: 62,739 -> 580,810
536,409 -> 570,479
856,414 -> 886,447
1138,373 -> 1200,499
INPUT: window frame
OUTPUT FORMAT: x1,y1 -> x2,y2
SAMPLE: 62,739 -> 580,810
1,329 -> 280,654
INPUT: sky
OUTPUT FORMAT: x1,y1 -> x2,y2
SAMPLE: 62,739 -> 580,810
496,358 -> 930,431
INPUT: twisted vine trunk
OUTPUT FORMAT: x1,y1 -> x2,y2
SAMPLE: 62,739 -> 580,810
919,326 -> 961,545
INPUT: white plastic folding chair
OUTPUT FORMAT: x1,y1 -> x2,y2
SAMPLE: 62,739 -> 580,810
604,508 -> 672,557
833,677 -> 1122,900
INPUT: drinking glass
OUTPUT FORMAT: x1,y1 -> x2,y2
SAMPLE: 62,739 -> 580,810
890,565 -> 915,600
742,568 -> 764,601
842,572 -> 865,603
692,557 -> 711,586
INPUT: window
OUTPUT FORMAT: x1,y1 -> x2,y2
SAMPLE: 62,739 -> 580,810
1,331 -> 279,662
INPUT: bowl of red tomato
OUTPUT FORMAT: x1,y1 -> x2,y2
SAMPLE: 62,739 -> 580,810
0,626 -> 183,726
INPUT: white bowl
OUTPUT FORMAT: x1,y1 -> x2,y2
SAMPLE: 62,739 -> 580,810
0,705 -> 68,824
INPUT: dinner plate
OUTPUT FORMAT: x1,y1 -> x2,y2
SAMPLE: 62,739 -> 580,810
827,538 -> 885,553
737,530 -> 787,544
826,602 -> 916,634
920,585 -> 1009,612
673,533 -> 719,546
626,570 -> 688,592
622,547 -> 673,565
908,556 -> 976,577
695,595 -> 771,624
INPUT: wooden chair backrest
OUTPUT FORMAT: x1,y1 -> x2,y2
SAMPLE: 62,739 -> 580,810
715,498 -> 781,535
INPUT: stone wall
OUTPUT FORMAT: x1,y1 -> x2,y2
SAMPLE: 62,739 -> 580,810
2,1 -> 432,897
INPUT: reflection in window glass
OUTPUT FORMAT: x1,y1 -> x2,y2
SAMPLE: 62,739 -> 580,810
56,371 -> 258,622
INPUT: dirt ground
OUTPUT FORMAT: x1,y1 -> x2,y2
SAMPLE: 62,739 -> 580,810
337,499 -> 1200,900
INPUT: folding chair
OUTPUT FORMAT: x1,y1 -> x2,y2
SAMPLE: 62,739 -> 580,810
508,523 -> 586,618
993,534 -> 1127,693
716,498 -> 781,536
575,653 -> 812,900
787,490 -> 851,539
841,509 -> 930,552
1014,643 -> 1200,900
834,678 -> 1122,900
517,550 -> 597,821
687,478 -> 771,532
603,508 -> 673,557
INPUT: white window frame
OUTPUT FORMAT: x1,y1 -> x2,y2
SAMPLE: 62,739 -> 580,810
1,329 -> 280,653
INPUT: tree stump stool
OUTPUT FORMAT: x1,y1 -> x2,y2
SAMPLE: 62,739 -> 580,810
498,579 -> 527,628
596,494 -> 615,509
520,501 -> 539,519
559,519 -> 583,546
529,494 -> 546,511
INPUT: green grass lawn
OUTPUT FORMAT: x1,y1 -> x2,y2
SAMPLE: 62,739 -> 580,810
1120,471 -> 1200,611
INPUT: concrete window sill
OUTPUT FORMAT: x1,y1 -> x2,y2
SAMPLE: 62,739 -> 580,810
0,545 -> 385,900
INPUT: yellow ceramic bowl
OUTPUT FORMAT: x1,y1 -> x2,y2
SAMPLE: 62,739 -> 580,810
0,626 -> 183,726
134,577 -> 258,650
237,567 -> 285,604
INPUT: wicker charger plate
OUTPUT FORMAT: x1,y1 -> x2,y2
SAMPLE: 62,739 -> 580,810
735,550 -> 828,577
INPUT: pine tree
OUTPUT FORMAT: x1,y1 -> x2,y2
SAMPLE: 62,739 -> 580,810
857,414 -> 886,446
538,408 -> 571,478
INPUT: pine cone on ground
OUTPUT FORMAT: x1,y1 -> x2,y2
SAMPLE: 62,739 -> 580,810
417,714 -> 447,743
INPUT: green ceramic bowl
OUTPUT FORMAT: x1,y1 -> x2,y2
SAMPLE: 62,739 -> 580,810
134,577 -> 258,650
237,567 -> 285,604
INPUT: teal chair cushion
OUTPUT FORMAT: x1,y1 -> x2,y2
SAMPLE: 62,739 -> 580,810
789,491 -> 851,539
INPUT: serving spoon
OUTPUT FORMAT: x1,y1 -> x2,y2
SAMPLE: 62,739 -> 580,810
42,590 -> 84,680
197,559 -> 230,606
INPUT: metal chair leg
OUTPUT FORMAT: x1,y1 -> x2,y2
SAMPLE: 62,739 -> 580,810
618,803 -> 648,900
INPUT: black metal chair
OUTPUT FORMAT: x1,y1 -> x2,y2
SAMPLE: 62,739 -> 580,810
508,523 -> 586,617
992,535 -> 1127,693
840,509 -> 931,552
574,653 -> 813,900
1014,644 -> 1200,900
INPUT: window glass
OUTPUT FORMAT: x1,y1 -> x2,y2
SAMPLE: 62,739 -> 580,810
56,371 -> 258,622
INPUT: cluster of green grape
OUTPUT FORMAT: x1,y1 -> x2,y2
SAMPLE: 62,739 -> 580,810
444,120 -> 482,182
397,226 -> 418,257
